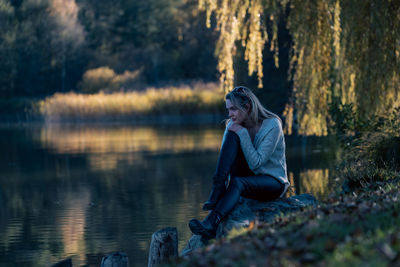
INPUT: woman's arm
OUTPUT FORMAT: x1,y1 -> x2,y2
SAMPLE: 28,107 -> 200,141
220,120 -> 234,144
231,120 -> 282,171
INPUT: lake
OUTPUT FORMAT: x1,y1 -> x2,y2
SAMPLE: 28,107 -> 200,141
0,123 -> 340,266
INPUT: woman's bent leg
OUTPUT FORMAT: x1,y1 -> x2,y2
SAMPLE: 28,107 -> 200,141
203,131 -> 242,210
214,175 -> 284,218
213,131 -> 241,184
191,131 -> 254,237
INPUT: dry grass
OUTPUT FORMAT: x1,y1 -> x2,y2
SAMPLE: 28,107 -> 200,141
37,83 -> 225,121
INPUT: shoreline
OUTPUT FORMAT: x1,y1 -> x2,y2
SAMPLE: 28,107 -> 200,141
169,178 -> 400,266
0,113 -> 227,127
164,114 -> 400,265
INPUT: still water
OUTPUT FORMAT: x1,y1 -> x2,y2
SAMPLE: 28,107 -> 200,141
0,123 -> 340,267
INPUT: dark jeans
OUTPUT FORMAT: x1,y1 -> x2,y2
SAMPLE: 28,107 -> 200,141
213,130 -> 284,218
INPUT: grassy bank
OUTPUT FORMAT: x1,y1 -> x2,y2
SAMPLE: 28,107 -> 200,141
37,83 -> 225,122
171,182 -> 400,266
167,108 -> 400,266
0,83 -> 226,123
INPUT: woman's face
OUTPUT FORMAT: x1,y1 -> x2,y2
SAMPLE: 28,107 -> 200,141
226,99 -> 248,125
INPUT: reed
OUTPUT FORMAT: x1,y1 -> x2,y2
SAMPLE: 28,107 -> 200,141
37,83 -> 225,121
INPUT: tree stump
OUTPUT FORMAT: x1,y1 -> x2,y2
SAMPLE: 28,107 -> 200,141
101,252 -> 129,267
148,227 -> 178,267
51,258 -> 72,267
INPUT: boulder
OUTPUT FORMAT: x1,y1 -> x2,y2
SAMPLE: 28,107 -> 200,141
180,193 -> 317,256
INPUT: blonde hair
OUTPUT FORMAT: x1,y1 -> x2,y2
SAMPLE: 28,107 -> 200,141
225,86 -> 282,125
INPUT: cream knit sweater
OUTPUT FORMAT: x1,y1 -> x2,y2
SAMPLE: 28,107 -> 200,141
223,117 -> 290,197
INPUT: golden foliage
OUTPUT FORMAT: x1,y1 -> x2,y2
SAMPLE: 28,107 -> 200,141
79,66 -> 141,93
199,0 -> 277,91
200,0 -> 400,135
38,83 -> 224,121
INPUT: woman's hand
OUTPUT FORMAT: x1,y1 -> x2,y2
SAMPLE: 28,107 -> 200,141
228,123 -> 244,133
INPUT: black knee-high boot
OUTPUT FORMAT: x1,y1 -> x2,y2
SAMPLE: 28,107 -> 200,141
188,211 -> 222,239
202,183 -> 226,211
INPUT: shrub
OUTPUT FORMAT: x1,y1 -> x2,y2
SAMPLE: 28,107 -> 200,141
79,67 -> 142,93
337,107 -> 400,192
80,67 -> 117,93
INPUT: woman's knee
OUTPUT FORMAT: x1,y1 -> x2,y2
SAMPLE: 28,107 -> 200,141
228,176 -> 244,191
226,130 -> 240,142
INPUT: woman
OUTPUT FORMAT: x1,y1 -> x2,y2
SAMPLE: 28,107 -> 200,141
189,86 -> 290,239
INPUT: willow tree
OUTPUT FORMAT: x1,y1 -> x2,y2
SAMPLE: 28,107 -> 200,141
199,0 -> 400,135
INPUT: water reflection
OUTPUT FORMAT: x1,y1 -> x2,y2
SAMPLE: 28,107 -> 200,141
298,169 -> 330,199
0,124 -> 340,267
61,189 -> 90,263
38,125 -> 223,170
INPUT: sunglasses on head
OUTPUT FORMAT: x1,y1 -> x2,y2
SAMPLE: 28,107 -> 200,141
232,87 -> 244,93
231,87 -> 247,98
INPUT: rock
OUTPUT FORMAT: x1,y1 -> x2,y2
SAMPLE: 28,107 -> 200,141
180,234 -> 209,257
181,193 -> 317,256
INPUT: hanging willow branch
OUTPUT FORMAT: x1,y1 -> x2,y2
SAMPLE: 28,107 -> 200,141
199,0 -> 400,135
199,0 -> 280,90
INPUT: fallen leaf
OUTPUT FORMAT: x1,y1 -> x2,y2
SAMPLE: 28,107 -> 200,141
379,243 -> 397,261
